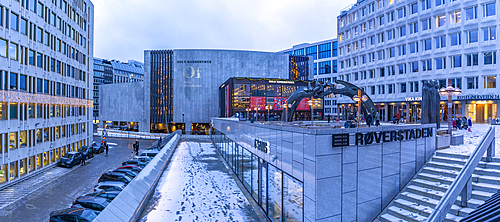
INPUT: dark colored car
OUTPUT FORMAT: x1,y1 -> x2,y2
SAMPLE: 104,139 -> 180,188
58,152 -> 83,168
140,150 -> 160,158
49,207 -> 99,222
146,147 -> 161,151
98,171 -> 133,184
78,146 -> 94,159
122,160 -> 147,168
92,142 -> 104,154
72,196 -> 110,211
84,190 -> 121,201
117,165 -> 142,173
94,181 -> 127,193
112,169 -> 138,178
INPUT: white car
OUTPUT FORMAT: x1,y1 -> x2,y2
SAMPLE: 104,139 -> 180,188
94,181 -> 126,193
133,156 -> 152,163
140,150 -> 160,158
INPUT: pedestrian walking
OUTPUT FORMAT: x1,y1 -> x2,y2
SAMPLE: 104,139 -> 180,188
375,112 -> 381,127
104,141 -> 109,156
133,140 -> 139,155
366,113 -> 373,127
327,114 -> 331,123
396,112 -> 401,124
468,118 -> 472,132
81,152 -> 86,166
452,119 -> 456,129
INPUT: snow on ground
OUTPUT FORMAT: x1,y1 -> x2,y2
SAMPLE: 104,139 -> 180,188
140,142 -> 258,222
439,124 -> 499,156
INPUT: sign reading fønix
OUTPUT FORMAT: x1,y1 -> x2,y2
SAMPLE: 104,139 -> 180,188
255,139 -> 270,154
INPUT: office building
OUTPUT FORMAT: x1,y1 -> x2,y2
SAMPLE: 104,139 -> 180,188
0,0 -> 94,186
336,0 -> 499,123
92,57 -> 143,123
281,39 -> 340,117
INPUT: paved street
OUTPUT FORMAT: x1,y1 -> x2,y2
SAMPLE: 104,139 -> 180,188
140,141 -> 261,222
0,136 -> 155,222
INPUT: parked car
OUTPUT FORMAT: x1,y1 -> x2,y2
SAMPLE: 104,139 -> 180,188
92,142 -> 104,154
94,181 -> 127,193
58,152 -> 83,168
133,156 -> 151,163
72,196 -> 110,211
146,146 -> 161,151
139,149 -> 160,158
78,146 -> 94,159
122,160 -> 147,168
98,171 -> 133,184
83,190 -> 121,201
112,169 -> 138,178
49,207 -> 99,222
117,165 -> 142,173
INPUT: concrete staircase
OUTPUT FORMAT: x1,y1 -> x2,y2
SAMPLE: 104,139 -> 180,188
376,151 -> 500,222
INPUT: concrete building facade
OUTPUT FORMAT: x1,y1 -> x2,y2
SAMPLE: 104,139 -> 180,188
0,0 -> 94,186
336,0 -> 500,123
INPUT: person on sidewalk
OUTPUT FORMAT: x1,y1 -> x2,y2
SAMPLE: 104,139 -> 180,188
396,112 -> 401,124
375,112 -> 381,127
105,142 -> 109,156
366,113 -> 373,127
468,118 -> 472,132
81,152 -> 86,166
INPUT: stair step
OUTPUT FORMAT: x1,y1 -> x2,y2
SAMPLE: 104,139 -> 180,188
444,213 -> 463,222
435,151 -> 470,160
432,155 -> 468,165
472,190 -> 495,201
387,206 -> 428,222
478,161 -> 500,170
473,175 -> 500,185
379,213 -> 407,222
426,162 -> 463,172
417,172 -> 455,185
400,192 -> 439,208
458,207 -> 475,217
472,182 -> 500,193
393,198 -> 433,216
473,167 -> 500,177
407,185 -> 446,200
412,179 -> 450,193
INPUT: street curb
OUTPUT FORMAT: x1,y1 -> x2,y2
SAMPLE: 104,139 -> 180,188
93,131 -> 181,222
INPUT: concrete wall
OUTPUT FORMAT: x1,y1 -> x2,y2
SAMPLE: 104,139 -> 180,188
93,133 -> 180,222
171,50 -> 290,124
99,82 -> 149,132
212,118 -> 436,222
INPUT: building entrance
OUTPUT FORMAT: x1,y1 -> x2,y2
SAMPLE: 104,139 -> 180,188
467,103 -> 497,123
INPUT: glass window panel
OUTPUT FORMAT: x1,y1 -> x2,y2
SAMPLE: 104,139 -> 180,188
0,39 -> 7,57
10,132 -> 18,149
268,164 -> 282,222
283,173 -> 303,222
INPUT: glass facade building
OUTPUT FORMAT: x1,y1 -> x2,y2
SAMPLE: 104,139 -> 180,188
211,130 -> 304,222
282,39 -> 339,117
0,0 -> 94,187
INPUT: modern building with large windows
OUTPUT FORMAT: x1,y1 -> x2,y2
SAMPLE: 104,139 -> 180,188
99,49 -> 312,133
281,39 -> 340,118
336,0 -> 499,123
0,0 -> 94,186
92,57 -> 143,123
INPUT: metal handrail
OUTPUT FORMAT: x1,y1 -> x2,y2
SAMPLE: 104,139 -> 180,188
427,126 -> 495,222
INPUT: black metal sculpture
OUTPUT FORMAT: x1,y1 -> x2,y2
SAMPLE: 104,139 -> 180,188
281,80 -> 377,122
421,80 -> 441,128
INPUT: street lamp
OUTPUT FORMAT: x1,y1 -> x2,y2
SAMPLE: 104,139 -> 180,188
439,85 -> 462,135
245,107 -> 250,121
254,107 -> 260,121
307,98 -> 321,125
266,105 -> 272,121
282,103 -> 293,122
352,90 -> 368,127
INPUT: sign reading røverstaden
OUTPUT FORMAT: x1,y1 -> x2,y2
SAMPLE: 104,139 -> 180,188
332,127 -> 434,147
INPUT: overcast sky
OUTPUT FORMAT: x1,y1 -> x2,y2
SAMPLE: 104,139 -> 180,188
92,0 -> 354,63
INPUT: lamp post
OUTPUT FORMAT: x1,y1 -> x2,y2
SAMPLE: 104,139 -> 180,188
352,89 -> 368,127
254,107 -> 260,121
307,98 -> 321,125
439,85 -> 462,135
245,108 -> 250,121
266,105 -> 271,121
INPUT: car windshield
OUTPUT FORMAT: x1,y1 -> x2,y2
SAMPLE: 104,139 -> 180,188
63,153 -> 75,158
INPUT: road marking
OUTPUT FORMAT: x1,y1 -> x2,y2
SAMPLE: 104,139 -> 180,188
107,143 -> 118,146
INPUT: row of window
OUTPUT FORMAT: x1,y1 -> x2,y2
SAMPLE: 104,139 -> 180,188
0,71 -> 88,99
340,0 -> 495,28
339,26 -> 497,56
340,3 -> 494,43
314,60 -> 338,75
287,42 -> 338,60
340,51 -> 497,70
0,102 -> 88,121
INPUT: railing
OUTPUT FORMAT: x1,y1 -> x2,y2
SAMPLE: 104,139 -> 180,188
427,126 -> 495,222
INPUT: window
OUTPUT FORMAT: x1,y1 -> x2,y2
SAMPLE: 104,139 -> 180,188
43,80 -> 49,94
398,7 -> 406,19
437,15 -> 446,27
483,3 -> 496,17
19,75 -> 26,91
36,78 -> 42,93
371,86 -> 376,95
43,32 -> 49,46
10,73 -> 18,90
424,39 -> 431,50
36,53 -> 42,68
37,2 -> 44,17
28,50 -> 35,65
388,29 -> 395,40
465,7 -> 477,20
379,67 -> 385,77
378,0 -> 384,8
435,0 -> 444,7
399,26 -> 406,37
0,39 -> 6,57
450,11 -> 461,24
379,15 -> 385,26
318,61 -> 331,74
9,42 -> 18,60
318,43 -> 331,59
11,12 -> 18,31
412,61 -> 419,72
484,76 -> 497,88
388,84 -> 394,94
378,50 -> 384,60
452,55 -> 462,67
435,36 -> 446,48
436,57 -> 446,69
401,83 -> 407,93
389,47 -> 395,58
398,44 -> 406,56
451,78 -> 462,89
409,42 -> 418,53
422,59 -> 432,71
387,12 -> 394,23
411,3 -> 418,14
484,27 -> 496,41
378,33 -> 385,43
467,77 -> 479,89
29,0 -> 36,12
36,27 -> 43,42
484,51 -> 496,65
410,22 -> 418,34
20,18 -> 27,35
467,30 -> 478,43
422,19 -> 431,31
306,46 -> 317,60
467,53 -> 479,66
398,64 -> 406,74
450,33 -> 461,46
